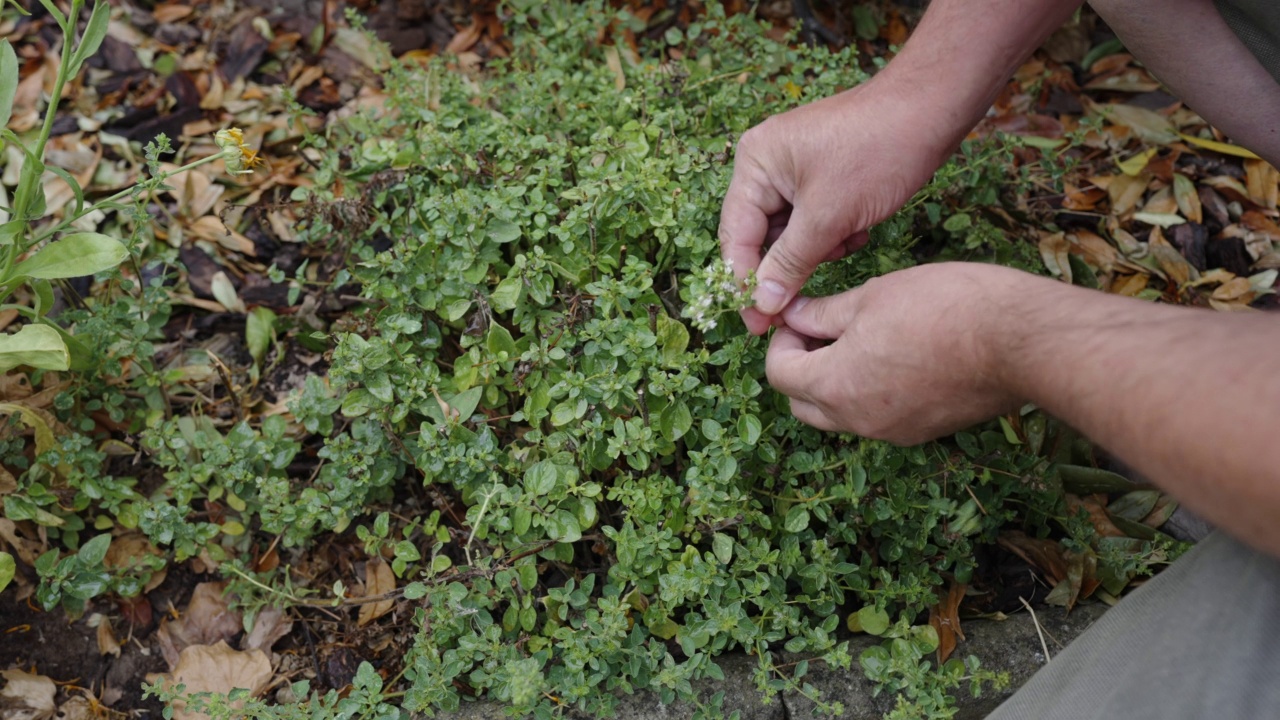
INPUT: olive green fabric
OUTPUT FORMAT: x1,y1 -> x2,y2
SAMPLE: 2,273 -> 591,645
988,532 -> 1280,719
1216,0 -> 1280,84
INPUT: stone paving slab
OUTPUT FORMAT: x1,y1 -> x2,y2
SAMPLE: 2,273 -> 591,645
445,603 -> 1110,720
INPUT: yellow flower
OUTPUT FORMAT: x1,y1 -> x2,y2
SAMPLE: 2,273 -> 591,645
214,128 -> 265,176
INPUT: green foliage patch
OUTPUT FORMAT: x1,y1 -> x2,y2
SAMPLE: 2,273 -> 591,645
1,2 -> 1184,719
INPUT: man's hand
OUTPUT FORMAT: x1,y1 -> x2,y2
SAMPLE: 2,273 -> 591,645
718,84 -> 947,334
717,0 -> 1084,335
765,263 -> 1033,445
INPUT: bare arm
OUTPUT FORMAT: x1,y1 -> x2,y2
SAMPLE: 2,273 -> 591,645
1003,278 -> 1280,555
719,0 -> 1083,332
769,265 -> 1280,558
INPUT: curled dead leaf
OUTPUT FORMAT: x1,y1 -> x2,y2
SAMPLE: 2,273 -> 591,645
357,558 -> 396,627
0,670 -> 56,720
157,582 -> 243,669
147,642 -> 272,720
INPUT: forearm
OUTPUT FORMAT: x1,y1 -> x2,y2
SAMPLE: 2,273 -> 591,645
874,0 -> 1084,154
1000,282 -> 1280,555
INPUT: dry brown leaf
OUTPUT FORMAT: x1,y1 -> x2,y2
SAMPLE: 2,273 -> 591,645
148,642 -> 272,720
94,614 -> 122,657
998,531 -> 1068,585
0,670 -> 56,720
1244,159 -> 1279,210
1212,276 -> 1255,303
1148,226 -> 1197,285
928,581 -> 966,664
242,607 -> 293,653
1067,230 -> 1120,272
1142,186 -> 1178,215
1066,494 -> 1127,538
1108,172 -> 1149,215
1203,175 -> 1252,205
104,533 -> 166,593
152,4 -> 194,23
1084,68 -> 1160,93
1111,272 -> 1151,297
0,518 -> 43,567
445,21 -> 484,55
358,558 -> 396,626
1038,232 -> 1072,284
157,582 -> 243,669
1173,174 -> 1202,224
1239,211 -> 1280,242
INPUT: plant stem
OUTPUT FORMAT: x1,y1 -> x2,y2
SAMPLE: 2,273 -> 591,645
33,153 -> 229,245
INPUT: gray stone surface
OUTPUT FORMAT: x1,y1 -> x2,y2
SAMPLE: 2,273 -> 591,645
444,603 -> 1110,720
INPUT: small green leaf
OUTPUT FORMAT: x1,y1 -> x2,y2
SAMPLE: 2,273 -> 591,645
847,606 -> 890,636
246,307 -> 277,363
432,555 -> 452,573
0,324 -> 69,372
76,533 -> 111,566
448,386 -> 483,421
486,322 -> 518,357
712,533 -> 733,565
69,0 -> 112,77
783,506 -> 810,533
525,461 -> 557,496
0,551 -> 14,594
656,314 -> 689,367
490,277 -> 523,312
402,582 -> 428,600
487,219 -> 521,244
737,415 -> 762,446
942,213 -> 972,233
12,233 -> 128,280
0,41 -> 18,131
659,401 -> 692,441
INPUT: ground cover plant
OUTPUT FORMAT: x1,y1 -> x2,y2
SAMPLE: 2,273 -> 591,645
3,0 -> 1272,718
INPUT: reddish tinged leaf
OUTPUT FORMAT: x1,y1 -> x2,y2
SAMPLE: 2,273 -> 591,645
998,531 -> 1068,586
928,581 -> 966,664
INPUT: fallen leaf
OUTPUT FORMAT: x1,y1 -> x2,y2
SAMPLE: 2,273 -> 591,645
357,558 -> 395,626
1117,147 -> 1157,177
1132,211 -> 1186,228
928,581 -> 966,664
998,531 -> 1068,586
1111,272 -> 1151,297
1038,232 -> 1073,283
1100,104 -> 1177,144
1066,494 -> 1127,538
1067,230 -> 1120,272
1173,174 -> 1202,224
1148,226 -> 1196,284
157,582 -> 243,669
148,642 -> 272,720
1244,159 -> 1279,210
1108,172 -> 1149,215
0,670 -> 56,720
92,614 -> 122,657
1212,276 -> 1255,303
242,607 -> 293,653
1178,133 -> 1261,160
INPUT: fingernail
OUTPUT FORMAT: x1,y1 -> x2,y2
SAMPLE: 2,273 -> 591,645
755,280 -> 789,315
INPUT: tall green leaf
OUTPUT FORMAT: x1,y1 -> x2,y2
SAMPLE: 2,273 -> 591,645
0,552 -> 14,593
68,0 -> 110,77
0,324 -> 69,372
12,232 -> 128,280
0,40 -> 17,131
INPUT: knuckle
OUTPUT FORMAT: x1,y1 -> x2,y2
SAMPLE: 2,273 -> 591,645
765,244 -> 810,281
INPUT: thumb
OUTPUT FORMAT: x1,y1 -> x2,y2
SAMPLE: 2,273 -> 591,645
753,207 -> 835,315
780,289 -> 861,340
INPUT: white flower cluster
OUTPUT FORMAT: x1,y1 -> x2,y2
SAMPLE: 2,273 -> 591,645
683,258 -> 755,332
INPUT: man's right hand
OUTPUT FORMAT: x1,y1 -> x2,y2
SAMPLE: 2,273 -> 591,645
718,81 -> 950,335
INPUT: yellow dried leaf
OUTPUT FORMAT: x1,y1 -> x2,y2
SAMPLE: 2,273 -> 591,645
1178,133 -> 1261,160
1212,276 -> 1255,302
1244,159 -> 1279,210
1172,174 -> 1202,224
1117,147 -> 1158,177
148,642 -> 273,720
1101,104 -> 1177,144
1142,186 -> 1178,215
1111,273 -> 1151,297
1108,173 -> 1149,215
1038,232 -> 1073,284
1148,226 -> 1196,285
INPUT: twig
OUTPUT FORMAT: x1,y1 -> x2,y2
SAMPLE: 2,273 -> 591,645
1018,596 -> 1051,664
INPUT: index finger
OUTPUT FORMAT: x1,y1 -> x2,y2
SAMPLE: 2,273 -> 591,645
718,160 -> 787,282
